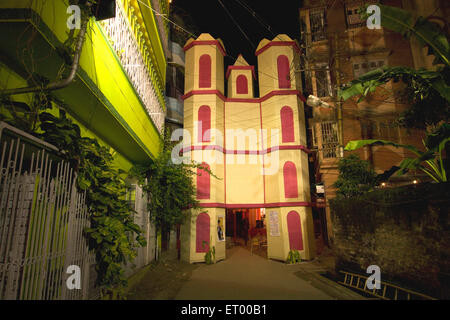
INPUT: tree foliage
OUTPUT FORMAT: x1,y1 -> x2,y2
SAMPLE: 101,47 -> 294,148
131,130 -> 215,231
334,154 -> 377,198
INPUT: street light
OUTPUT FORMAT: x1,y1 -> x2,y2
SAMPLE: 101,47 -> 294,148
306,95 -> 331,109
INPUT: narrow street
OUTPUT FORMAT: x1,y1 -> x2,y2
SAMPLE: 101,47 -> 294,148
128,245 -> 365,300
1,0 -> 447,304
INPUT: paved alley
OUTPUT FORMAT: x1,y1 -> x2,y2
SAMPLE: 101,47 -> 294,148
174,246 -> 360,300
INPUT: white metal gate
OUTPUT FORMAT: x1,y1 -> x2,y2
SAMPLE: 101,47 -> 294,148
0,122 -> 158,300
124,183 -> 157,278
0,122 -> 97,300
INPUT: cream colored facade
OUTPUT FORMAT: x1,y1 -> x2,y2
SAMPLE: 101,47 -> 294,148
181,34 -> 316,263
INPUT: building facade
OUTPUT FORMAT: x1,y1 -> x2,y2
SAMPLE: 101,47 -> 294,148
298,0 -> 446,245
180,33 -> 316,263
164,4 -> 192,132
0,0 -> 169,298
0,0 -> 167,169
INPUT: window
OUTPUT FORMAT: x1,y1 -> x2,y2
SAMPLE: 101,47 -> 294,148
376,120 -> 399,140
283,162 -> 298,198
287,211 -> 304,251
277,55 -> 291,88
199,54 -> 211,88
314,64 -> 332,97
196,213 -> 210,253
236,75 -> 248,94
321,121 -> 339,159
197,162 -> 210,199
353,59 -> 385,77
345,1 -> 378,28
310,9 -> 326,42
345,3 -> 365,28
280,106 -> 295,143
198,105 -> 211,142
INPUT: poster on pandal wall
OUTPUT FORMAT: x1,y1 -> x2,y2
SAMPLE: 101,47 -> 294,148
217,215 -> 225,241
269,211 -> 280,237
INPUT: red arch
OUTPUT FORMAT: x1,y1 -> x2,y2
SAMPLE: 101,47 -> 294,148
280,106 -> 295,142
287,211 -> 303,251
236,74 -> 248,94
199,54 -> 211,88
198,105 -> 211,142
197,162 -> 210,199
277,55 -> 291,88
283,161 -> 298,198
196,212 -> 210,252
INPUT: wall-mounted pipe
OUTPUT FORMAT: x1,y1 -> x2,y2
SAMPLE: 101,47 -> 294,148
0,14 -> 90,97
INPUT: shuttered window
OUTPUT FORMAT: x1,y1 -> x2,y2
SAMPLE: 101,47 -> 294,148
236,75 -> 248,94
283,161 -> 298,198
198,105 -> 211,142
280,106 -> 295,143
199,54 -> 211,88
277,55 -> 291,89
197,162 -> 210,199
196,213 -> 210,252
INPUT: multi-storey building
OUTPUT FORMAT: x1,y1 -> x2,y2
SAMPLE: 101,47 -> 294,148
298,0 -> 446,246
0,0 -> 169,298
165,5 -> 192,131
0,0 -> 168,170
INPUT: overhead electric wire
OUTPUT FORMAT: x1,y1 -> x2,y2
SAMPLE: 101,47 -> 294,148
217,0 -> 256,49
136,0 -> 300,87
136,0 -> 400,122
231,0 -> 298,72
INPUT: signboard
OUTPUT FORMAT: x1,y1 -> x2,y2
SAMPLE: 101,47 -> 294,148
217,215 -> 225,241
269,211 -> 280,237
316,184 -> 324,194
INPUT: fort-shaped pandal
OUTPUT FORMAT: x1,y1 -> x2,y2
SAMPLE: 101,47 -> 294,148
180,33 -> 316,263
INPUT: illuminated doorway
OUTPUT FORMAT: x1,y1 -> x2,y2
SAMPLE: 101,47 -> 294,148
225,208 -> 267,258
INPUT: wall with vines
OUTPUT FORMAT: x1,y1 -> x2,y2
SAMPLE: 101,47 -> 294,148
0,91 -> 147,296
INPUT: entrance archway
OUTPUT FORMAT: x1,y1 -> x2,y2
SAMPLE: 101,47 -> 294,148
225,208 -> 267,258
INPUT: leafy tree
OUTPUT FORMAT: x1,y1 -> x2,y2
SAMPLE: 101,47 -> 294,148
334,154 -> 377,198
339,4 -> 450,129
131,130 -> 215,232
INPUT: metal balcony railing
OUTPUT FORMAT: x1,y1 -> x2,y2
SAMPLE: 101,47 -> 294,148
101,1 -> 165,133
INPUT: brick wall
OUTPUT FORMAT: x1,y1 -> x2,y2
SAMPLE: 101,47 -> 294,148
330,183 -> 450,299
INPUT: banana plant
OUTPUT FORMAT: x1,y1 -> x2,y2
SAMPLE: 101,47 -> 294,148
344,123 -> 450,183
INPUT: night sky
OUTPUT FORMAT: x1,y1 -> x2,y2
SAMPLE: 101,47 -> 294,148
171,0 -> 302,68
